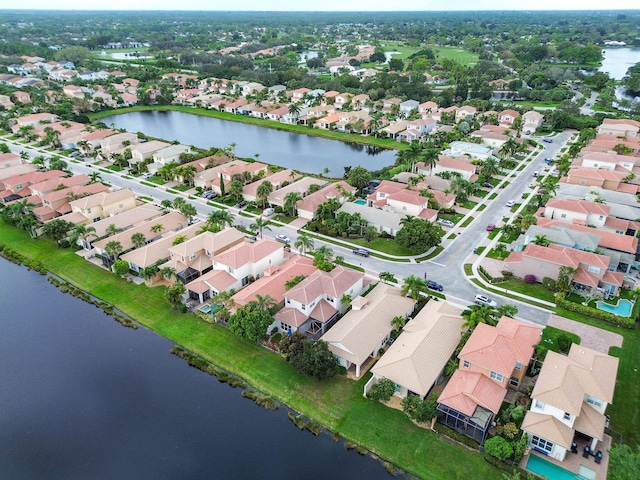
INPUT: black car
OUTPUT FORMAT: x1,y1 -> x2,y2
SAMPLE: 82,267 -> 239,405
543,138 -> 553,143
427,280 -> 443,291
353,248 -> 370,257
235,200 -> 247,208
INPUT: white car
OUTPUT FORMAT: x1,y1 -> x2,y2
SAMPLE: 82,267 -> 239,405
506,200 -> 515,207
275,234 -> 290,244
438,219 -> 455,228
474,294 -> 497,308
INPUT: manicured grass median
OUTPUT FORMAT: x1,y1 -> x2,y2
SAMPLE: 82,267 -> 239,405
0,222 -> 499,479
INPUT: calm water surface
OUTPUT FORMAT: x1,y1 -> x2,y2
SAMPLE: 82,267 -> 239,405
101,110 -> 396,177
0,257 -> 393,479
599,48 -> 640,80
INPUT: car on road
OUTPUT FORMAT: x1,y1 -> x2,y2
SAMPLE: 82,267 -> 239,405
533,171 -> 539,177
275,234 -> 290,244
474,294 -> 497,307
438,219 -> 455,228
263,207 -> 274,217
486,224 -> 496,232
141,173 -> 154,179
189,217 -> 202,225
427,280 -> 443,291
235,200 -> 247,208
506,200 -> 515,207
353,247 -> 370,257
543,138 -> 553,143
544,158 -> 554,164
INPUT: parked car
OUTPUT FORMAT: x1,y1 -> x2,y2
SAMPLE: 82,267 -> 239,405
245,235 -> 257,243
275,234 -> 290,244
533,171 -> 539,177
506,200 -> 515,207
544,158 -> 554,164
427,280 -> 443,292
68,151 -> 80,157
543,138 -> 553,143
474,294 -> 497,307
141,173 -> 153,179
263,207 -> 274,217
438,219 -> 455,228
483,182 -> 493,189
235,200 -> 247,208
189,217 -> 202,225
486,224 -> 496,232
353,247 -> 370,257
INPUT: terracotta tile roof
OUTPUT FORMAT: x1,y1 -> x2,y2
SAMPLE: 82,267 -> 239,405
602,269 -> 624,286
69,188 -> 135,210
286,265 -> 363,304
297,181 -> 356,214
193,269 -> 236,294
568,168 -> 624,182
531,345 -> 618,415
437,370 -> 507,416
573,402 -> 607,440
29,174 -> 89,194
510,244 -> 611,270
458,316 -> 542,376
522,412 -> 574,449
572,268 -> 600,287
545,198 -> 611,216
371,300 -> 464,397
93,212 -> 187,252
273,307 -> 310,327
214,238 -> 282,269
309,299 -> 338,323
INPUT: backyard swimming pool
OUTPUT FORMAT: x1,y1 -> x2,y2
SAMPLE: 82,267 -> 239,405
354,199 -> 367,205
596,299 -> 633,317
526,454 -> 593,479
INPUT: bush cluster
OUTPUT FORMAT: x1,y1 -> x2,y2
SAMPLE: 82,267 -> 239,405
555,293 -> 635,328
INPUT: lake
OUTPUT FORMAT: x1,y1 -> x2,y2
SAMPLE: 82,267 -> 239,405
599,48 -> 640,80
101,111 -> 397,178
0,257 -> 393,479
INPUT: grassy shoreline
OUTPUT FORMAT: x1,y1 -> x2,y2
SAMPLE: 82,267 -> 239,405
0,222 -> 499,479
88,105 -> 408,152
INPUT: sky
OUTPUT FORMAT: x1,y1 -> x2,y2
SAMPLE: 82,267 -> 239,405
5,0 -> 639,11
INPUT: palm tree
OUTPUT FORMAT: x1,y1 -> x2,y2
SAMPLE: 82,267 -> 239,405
105,223 -> 120,237
247,294 -> 277,313
401,275 -> 427,301
207,210 -> 235,229
69,224 -> 97,249
283,192 -> 302,217
256,180 -> 274,208
421,148 -> 439,176
88,172 -> 102,184
131,232 -> 147,248
160,266 -> 177,283
498,138 -> 518,159
314,245 -> 334,263
294,233 -> 314,256
288,102 -> 302,123
398,141 -> 422,172
391,315 -> 407,332
532,235 -> 550,247
495,243 -> 508,259
461,304 -> 497,331
250,216 -> 271,239
379,271 -> 396,284
104,240 -> 123,261
140,264 -> 159,283
150,223 -> 164,234
481,158 -> 501,181
165,281 -> 186,310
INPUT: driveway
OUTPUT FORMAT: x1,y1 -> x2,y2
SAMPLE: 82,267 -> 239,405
547,314 -> 623,354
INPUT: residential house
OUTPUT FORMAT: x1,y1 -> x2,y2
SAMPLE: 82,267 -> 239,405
564,168 -> 635,194
11,112 -> 58,133
242,169 -> 301,203
336,202 -> 403,236
498,109 -> 520,127
436,316 -> 541,443
399,99 -> 419,116
297,181 -> 357,220
597,118 -> 640,137
366,180 -> 438,221
69,188 -> 138,222
322,283 -> 415,378
270,266 -> 365,335
470,129 -> 512,149
267,177 -> 322,209
0,170 -> 67,201
0,164 -> 38,184
455,105 -> 477,122
12,91 -> 31,104
334,93 -> 353,110
443,141 -> 493,161
64,203 -> 163,241
415,155 -> 477,181
185,238 -> 284,303
522,110 -> 545,134
99,132 -> 140,157
129,141 -> 171,165
367,300 -> 464,399
0,95 -> 14,110
0,153 -> 22,170
542,198 -> 640,236
148,144 -> 192,171
33,183 -> 108,222
504,243 -> 624,296
522,344 -> 618,461
419,101 -> 439,116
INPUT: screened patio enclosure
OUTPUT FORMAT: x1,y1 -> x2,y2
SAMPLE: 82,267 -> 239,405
437,404 -> 493,445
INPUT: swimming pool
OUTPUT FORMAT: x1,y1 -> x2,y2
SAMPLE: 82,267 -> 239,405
596,299 -> 633,317
354,199 -> 367,205
525,454 -> 590,480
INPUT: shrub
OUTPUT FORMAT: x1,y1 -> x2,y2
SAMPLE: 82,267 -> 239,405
555,293 -> 635,328
496,422 -> 519,441
542,277 -> 556,291
510,406 -> 525,423
444,359 -> 458,377
432,422 -> 480,449
524,274 -> 536,284
402,394 -> 437,423
557,333 -> 573,353
484,436 -> 514,461
368,378 -> 396,402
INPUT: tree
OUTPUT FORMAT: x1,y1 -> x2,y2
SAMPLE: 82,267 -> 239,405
283,191 -> 302,217
112,259 -> 130,277
401,395 -> 437,423
279,331 -> 306,361
481,158 -> 501,180
379,271 -> 397,284
40,219 -> 73,247
398,141 -> 422,172
68,223 -> 97,248
131,232 -> 147,248
363,225 -> 378,244
256,180 -> 274,208
228,307 -> 273,342
160,266 -> 177,283
178,202 -> 197,222
495,243 -> 507,260
395,218 -> 441,254
228,179 -> 244,200
150,223 -> 164,234
346,166 -> 371,190
391,315 -> 407,332
499,138 -> 518,160
250,216 -> 271,239
367,379 -> 396,402
289,340 -> 340,380
104,240 -> 123,261
165,281 -> 186,310
462,304 -> 497,330
289,231 -> 312,253
421,148 -> 439,176
88,172 -> 102,184
496,304 -> 518,319
401,275 -> 427,301
556,266 -> 576,295
246,294 -> 278,314
105,223 -> 120,237
608,444 -> 640,480
484,436 -> 514,462
532,234 -> 550,247
140,265 -> 159,283
207,210 -> 235,229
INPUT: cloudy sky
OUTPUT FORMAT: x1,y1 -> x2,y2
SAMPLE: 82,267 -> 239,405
5,0 -> 638,11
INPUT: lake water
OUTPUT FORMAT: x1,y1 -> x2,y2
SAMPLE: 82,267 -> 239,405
100,111 -> 396,177
599,48 -> 640,80
0,257 -> 392,479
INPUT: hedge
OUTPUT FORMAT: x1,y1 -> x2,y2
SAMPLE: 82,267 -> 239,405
555,293 -> 636,328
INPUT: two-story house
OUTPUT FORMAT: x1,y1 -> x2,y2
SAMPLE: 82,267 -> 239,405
296,181 -> 356,220
33,183 -> 108,223
597,118 -> 640,137
270,266 -> 365,335
498,109 -> 520,127
543,198 -> 640,236
522,344 -> 618,462
522,110 -> 545,134
184,238 -> 284,303
415,155 -> 477,181
321,283 -> 415,378
129,141 -> 171,165
69,188 -> 138,223
436,316 -> 542,444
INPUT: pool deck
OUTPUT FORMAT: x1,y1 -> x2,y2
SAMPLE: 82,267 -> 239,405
523,434 -> 612,479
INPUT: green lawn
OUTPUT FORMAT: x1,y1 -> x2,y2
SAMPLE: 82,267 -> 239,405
350,237 -> 414,256
0,222 -> 500,479
431,46 -> 479,66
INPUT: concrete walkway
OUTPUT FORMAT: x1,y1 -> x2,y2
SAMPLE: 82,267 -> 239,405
547,314 -> 623,354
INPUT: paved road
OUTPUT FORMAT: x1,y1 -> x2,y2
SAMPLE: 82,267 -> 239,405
4,132 -> 572,325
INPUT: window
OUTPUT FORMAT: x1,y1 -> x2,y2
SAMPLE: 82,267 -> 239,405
560,213 -> 567,218
563,412 -> 571,421
301,304 -> 306,310
531,436 -> 553,453
463,360 -> 470,369
587,396 -> 603,408
510,376 -> 519,387
379,192 -> 386,198
326,296 -> 334,302
588,265 -> 600,274
598,215 -> 604,221
402,206 -> 407,211
539,264 -> 546,270
241,276 -> 249,287
535,400 -> 545,410
490,371 -> 503,383
280,322 -> 290,331
515,362 -> 522,371
286,298 -> 291,304
189,253 -> 196,260
205,250 -> 211,256
228,267 -> 234,274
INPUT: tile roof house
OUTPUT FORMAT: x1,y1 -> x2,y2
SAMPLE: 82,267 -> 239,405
498,109 -> 520,126
597,118 -> 640,137
365,180 -> 438,221
522,110 -> 545,133
185,238 -> 285,303
416,155 -> 477,181
322,283 -> 415,378
69,188 -> 138,222
267,177 -> 322,208
270,265 -> 365,335
242,169 -> 300,203
0,152 -> 22,170
542,198 -> 640,236
337,202 -> 404,236
297,181 -> 357,220
504,243 -> 624,296
522,344 -> 618,461
369,300 -> 464,399
33,183 -> 108,223
69,203 -> 163,240
0,170 -> 67,200
129,141 -> 172,164
436,316 -> 541,444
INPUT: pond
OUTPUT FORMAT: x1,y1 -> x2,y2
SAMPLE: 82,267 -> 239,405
101,110 -> 397,178
599,48 -> 640,80
0,257 -> 393,479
